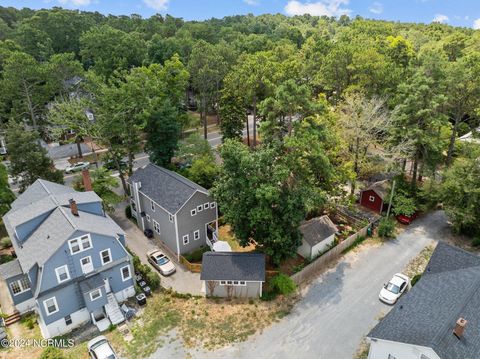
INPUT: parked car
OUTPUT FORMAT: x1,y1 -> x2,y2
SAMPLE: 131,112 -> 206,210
147,248 -> 176,276
143,229 -> 154,239
87,336 -> 118,359
396,212 -> 418,225
65,161 -> 90,174
104,158 -> 127,171
379,273 -> 410,305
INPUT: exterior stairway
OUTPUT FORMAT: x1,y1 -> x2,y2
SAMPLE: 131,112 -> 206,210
105,292 -> 125,325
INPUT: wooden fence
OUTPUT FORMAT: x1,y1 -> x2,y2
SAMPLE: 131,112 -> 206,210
290,225 -> 369,285
179,256 -> 202,273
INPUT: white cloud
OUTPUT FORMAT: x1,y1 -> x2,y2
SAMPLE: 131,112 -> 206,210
474,18 -> 480,30
284,0 -> 351,17
244,0 -> 259,5
57,0 -> 92,6
143,0 -> 169,11
432,14 -> 449,24
369,2 -> 383,14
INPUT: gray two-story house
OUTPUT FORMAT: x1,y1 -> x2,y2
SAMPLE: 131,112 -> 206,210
0,179 -> 135,338
128,164 -> 218,258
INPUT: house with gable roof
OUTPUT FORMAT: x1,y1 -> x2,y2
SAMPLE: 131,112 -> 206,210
128,164 -> 218,258
368,242 -> 480,359
0,177 -> 135,338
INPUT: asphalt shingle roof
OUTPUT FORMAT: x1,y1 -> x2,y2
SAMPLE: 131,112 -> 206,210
0,259 -> 23,280
128,164 -> 208,214
368,242 -> 480,359
3,179 -> 125,273
363,180 -> 390,200
300,215 -> 338,247
79,273 -> 104,293
200,252 -> 266,282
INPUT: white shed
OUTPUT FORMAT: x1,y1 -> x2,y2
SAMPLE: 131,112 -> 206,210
297,215 -> 338,260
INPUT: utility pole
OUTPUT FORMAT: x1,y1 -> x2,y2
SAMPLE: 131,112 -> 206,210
386,179 -> 396,218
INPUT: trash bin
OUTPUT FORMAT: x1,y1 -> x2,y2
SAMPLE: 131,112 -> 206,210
139,280 -> 147,288
143,286 -> 151,296
136,293 -> 147,306
367,226 -> 373,236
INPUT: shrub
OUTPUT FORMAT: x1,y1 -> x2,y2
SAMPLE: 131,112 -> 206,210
39,346 -> 65,359
378,218 -> 396,238
125,205 -> 132,219
472,237 -> 480,247
0,237 -> 11,249
411,274 -> 422,287
183,246 -> 209,263
270,274 -> 296,296
260,290 -> 277,301
146,271 -> 160,291
0,254 -> 14,264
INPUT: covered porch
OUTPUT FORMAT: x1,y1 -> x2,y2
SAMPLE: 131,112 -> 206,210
206,222 -> 231,252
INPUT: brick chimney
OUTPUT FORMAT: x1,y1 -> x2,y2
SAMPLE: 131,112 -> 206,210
69,198 -> 79,216
453,318 -> 467,338
82,168 -> 92,192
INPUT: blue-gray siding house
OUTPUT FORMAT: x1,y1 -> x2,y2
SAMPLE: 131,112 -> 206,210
128,164 -> 218,258
0,179 -> 135,338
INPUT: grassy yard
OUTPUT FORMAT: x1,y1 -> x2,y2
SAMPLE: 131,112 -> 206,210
218,224 -> 255,252
5,289 -> 296,359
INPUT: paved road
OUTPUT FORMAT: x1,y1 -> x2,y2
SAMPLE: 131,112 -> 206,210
151,211 -> 451,359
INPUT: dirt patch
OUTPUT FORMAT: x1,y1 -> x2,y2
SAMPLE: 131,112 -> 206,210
218,225 -> 255,252
403,243 -> 436,278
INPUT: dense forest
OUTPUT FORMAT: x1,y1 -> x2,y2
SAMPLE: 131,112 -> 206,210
1,6 -> 479,262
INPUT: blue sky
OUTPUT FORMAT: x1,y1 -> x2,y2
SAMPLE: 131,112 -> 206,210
2,0 -> 480,29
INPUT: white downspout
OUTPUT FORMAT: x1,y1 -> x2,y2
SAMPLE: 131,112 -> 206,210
174,213 -> 180,261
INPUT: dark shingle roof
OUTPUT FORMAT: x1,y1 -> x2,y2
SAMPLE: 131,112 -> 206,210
200,252 -> 266,282
300,215 -> 338,247
79,274 -> 104,293
368,242 -> 480,359
128,164 -> 208,214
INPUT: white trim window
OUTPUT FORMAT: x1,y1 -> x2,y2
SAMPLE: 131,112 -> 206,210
10,277 -> 31,295
369,195 -> 376,202
191,209 -> 197,216
204,203 -> 210,210
194,230 -> 200,240
169,214 -> 174,223
219,280 -> 246,286
89,288 -> 102,301
146,214 -> 151,222
80,256 -> 94,274
55,265 -> 70,284
197,205 -> 203,212
150,200 -> 155,211
100,249 -> 112,265
121,265 -> 131,282
210,202 -> 216,208
182,234 -> 189,245
68,234 -> 92,255
153,220 -> 160,234
43,297 -> 59,316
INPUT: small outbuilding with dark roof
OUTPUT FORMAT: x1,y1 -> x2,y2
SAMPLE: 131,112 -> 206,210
200,252 -> 265,298
360,180 -> 390,214
367,242 -> 480,359
297,215 -> 338,259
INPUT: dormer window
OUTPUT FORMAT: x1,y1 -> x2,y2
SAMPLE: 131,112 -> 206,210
68,234 -> 92,255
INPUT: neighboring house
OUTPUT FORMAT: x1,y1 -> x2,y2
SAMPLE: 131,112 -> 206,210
368,242 -> 480,359
0,178 -> 135,338
458,126 -> 480,145
297,215 -> 338,260
128,164 -> 218,259
200,252 -> 265,298
359,180 -> 389,214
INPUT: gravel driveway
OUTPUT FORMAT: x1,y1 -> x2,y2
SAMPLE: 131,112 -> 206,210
151,211 -> 451,359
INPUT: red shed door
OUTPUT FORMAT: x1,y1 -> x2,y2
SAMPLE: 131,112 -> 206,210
360,189 -> 383,213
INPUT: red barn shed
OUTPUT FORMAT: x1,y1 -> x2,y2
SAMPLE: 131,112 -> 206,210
360,180 -> 390,214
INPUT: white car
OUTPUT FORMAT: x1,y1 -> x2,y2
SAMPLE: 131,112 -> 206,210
65,161 -> 90,174
379,273 -> 410,305
87,335 -> 118,359
147,248 -> 176,276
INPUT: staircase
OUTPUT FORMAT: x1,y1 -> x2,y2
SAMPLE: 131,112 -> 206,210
4,311 -> 20,326
105,293 -> 125,325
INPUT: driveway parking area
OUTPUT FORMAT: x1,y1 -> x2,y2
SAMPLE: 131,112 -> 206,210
111,202 -> 203,295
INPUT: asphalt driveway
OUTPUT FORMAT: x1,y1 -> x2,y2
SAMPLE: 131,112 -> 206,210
110,202 -> 202,295
151,211 -> 452,359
